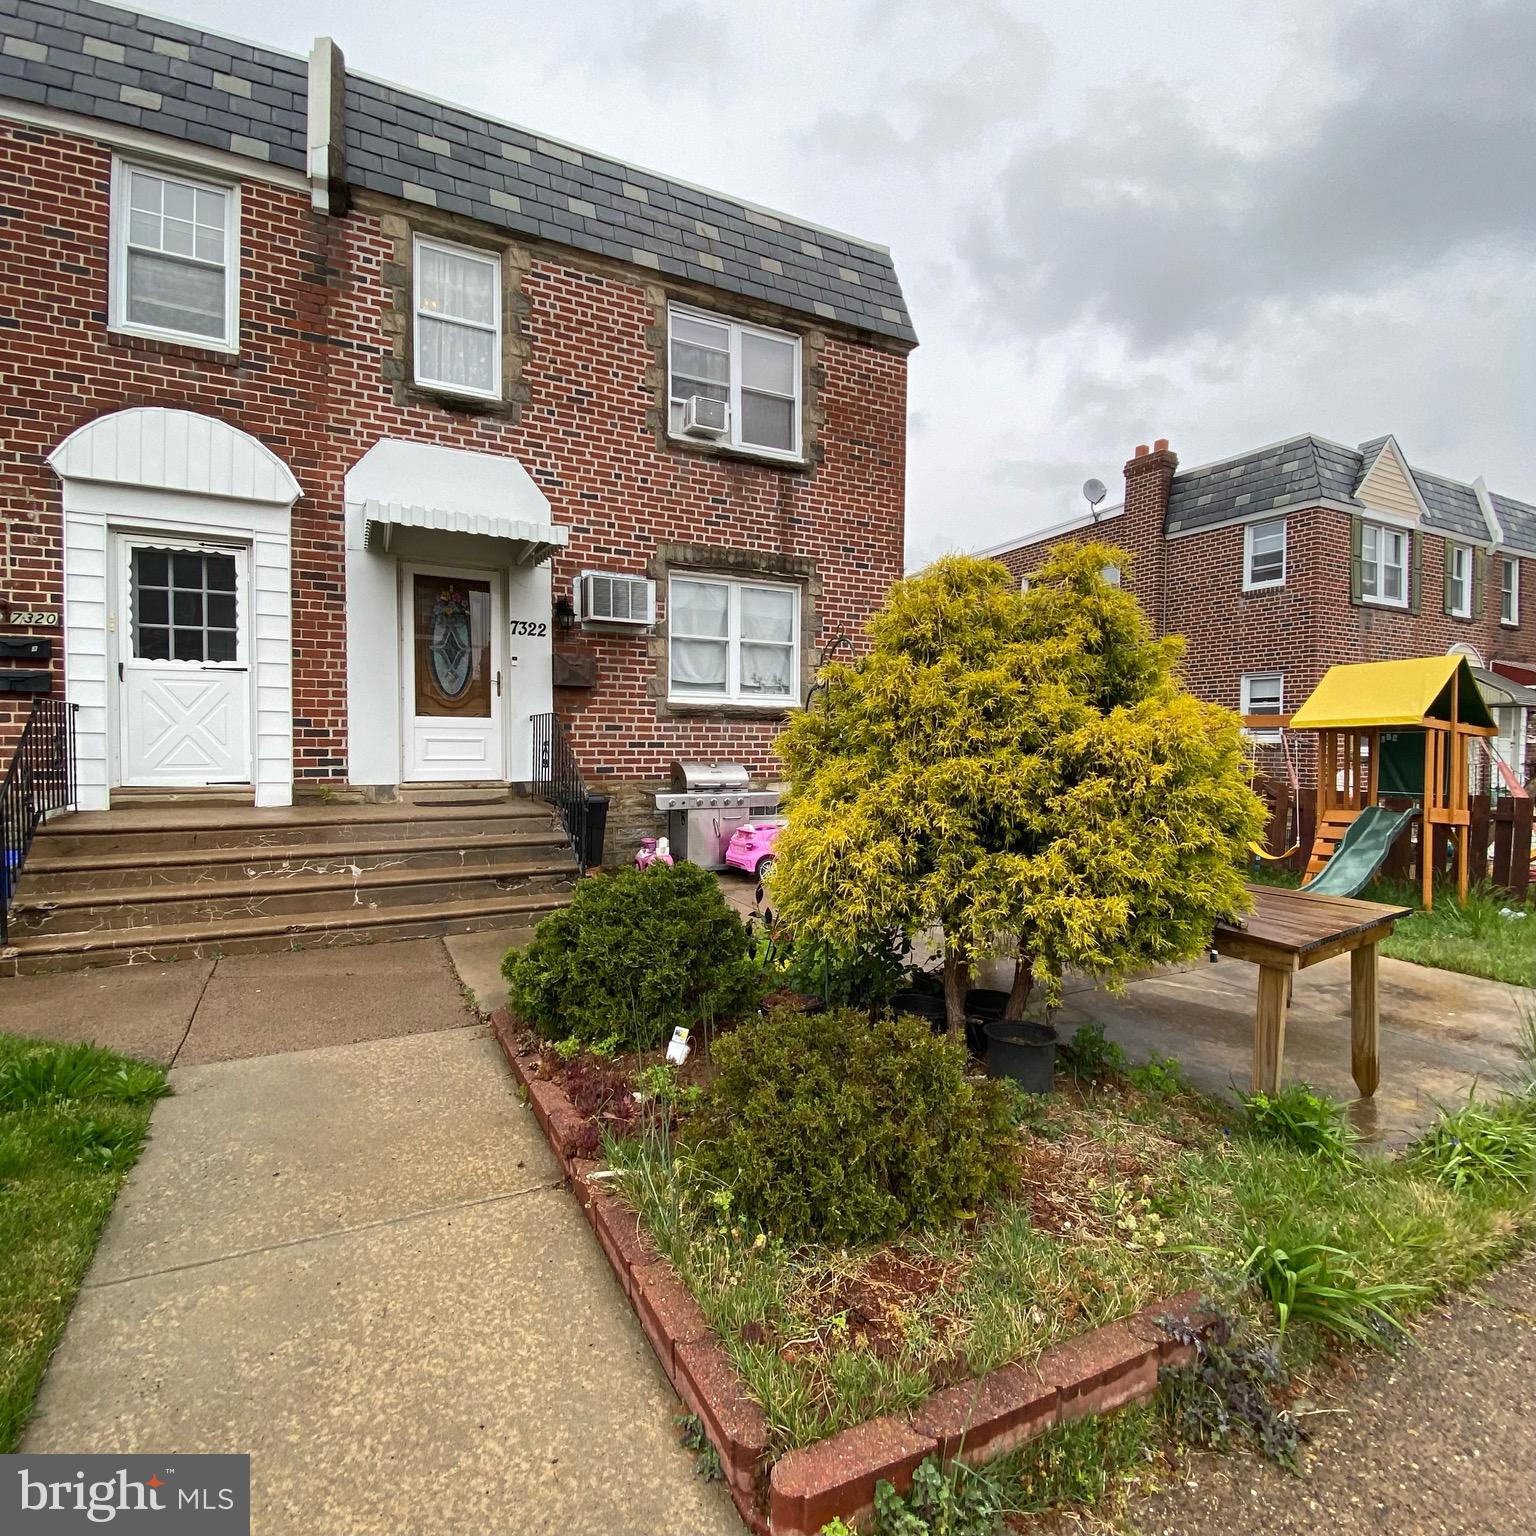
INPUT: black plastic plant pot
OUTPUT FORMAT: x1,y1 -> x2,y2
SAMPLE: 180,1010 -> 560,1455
983,1019 -> 1058,1094
965,989 -> 1010,1019
890,990 -> 947,1025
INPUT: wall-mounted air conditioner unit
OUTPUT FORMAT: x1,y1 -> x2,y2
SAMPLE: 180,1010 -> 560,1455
681,395 -> 729,438
576,571 -> 655,627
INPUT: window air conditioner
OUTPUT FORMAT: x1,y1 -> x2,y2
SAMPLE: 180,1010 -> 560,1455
577,572 -> 655,626
681,395 -> 729,437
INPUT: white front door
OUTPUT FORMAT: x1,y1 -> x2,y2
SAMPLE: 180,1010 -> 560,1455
118,538 -> 252,787
401,564 -> 505,781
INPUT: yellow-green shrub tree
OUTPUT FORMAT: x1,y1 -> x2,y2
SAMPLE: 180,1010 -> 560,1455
771,544 -> 1266,1034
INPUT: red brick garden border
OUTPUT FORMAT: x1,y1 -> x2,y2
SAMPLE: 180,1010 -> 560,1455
487,1008 -> 1215,1535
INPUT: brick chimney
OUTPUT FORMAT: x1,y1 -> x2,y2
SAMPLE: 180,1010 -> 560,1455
1121,438 -> 1177,633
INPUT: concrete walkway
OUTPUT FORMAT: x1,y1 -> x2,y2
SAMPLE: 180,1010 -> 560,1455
8,939 -> 739,1535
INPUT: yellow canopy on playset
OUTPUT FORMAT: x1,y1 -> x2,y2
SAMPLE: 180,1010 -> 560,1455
1288,656 -> 1495,908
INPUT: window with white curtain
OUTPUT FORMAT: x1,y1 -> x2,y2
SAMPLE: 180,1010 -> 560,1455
413,236 -> 502,399
1360,522 -> 1408,606
668,305 -> 801,457
110,159 -> 238,348
668,575 -> 798,704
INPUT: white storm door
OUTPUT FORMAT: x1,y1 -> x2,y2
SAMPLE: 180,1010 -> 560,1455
119,539 -> 252,786
402,565 -> 505,781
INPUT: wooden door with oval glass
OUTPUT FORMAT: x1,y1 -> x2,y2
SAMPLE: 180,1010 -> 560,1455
401,565 -> 505,781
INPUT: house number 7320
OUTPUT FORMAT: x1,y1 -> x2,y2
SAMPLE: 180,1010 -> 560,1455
509,619 -> 547,637
7,611 -> 58,626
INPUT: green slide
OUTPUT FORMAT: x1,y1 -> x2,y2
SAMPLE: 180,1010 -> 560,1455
1300,804 -> 1419,898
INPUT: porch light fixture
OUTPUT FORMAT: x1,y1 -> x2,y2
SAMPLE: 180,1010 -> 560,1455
553,594 -> 578,634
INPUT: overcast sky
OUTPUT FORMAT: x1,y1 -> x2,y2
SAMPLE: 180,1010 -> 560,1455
161,0 -> 1534,566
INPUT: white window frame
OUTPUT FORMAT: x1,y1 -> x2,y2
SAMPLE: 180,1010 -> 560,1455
1240,671 -> 1285,742
1243,518 -> 1286,591
667,574 -> 800,707
1446,543 -> 1472,619
667,303 -> 802,461
1360,522 -> 1409,608
412,235 -> 503,401
108,156 -> 240,352
1501,555 -> 1520,627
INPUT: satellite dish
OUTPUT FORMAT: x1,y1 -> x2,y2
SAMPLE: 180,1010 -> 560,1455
1082,477 -> 1108,519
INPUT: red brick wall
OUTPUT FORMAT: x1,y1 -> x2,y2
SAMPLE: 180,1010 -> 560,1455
0,122 -> 907,787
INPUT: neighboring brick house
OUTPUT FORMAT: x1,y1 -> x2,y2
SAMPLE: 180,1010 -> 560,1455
982,434 -> 1536,787
0,0 -> 913,850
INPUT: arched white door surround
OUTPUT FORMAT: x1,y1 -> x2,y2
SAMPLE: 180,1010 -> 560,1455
48,408 -> 301,809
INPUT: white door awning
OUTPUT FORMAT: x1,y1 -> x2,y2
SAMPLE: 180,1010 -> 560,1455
347,439 -> 568,563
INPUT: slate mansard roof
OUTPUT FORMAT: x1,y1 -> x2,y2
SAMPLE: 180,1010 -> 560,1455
0,0 -> 916,346
1166,433 -> 1536,555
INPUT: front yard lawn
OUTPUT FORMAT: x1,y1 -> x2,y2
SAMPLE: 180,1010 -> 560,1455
602,1047 -> 1534,1460
1253,868 -> 1536,988
0,1033 -> 167,1451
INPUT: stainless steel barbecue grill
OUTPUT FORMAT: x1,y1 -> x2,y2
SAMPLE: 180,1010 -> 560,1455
655,761 -> 780,869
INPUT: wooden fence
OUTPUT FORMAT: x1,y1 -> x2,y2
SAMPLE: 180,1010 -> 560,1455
1253,778 -> 1532,901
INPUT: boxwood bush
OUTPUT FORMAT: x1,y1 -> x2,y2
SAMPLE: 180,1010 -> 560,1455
683,1008 -> 1016,1245
502,861 -> 761,1053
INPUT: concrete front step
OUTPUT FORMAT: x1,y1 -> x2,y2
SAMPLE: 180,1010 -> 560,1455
35,800 -> 558,858
10,860 -> 575,934
24,829 -> 572,893
1,890 -> 571,975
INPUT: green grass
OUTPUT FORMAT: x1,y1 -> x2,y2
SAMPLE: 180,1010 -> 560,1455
0,1034 -> 168,1451
1250,864 -> 1536,987
604,1070 -> 1536,1459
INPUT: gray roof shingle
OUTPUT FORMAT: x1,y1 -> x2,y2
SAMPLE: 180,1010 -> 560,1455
1167,432 -> 1525,549
0,0 -> 915,345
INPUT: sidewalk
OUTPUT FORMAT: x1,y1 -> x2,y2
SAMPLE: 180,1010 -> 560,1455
8,940 -> 739,1535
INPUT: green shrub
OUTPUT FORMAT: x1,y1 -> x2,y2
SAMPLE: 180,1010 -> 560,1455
1062,1021 -> 1126,1085
1242,1083 -> 1359,1165
503,862 -> 761,1053
683,1008 -> 1016,1245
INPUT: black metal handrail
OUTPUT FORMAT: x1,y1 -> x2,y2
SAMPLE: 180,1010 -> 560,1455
530,711 -> 590,870
1,696 -> 79,945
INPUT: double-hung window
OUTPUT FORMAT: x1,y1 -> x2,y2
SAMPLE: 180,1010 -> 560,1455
1243,518 -> 1286,590
1240,672 -> 1284,742
1446,544 -> 1472,618
413,236 -> 502,399
1501,556 -> 1520,626
1360,522 -> 1409,606
668,575 -> 798,705
110,159 -> 238,348
668,305 -> 801,458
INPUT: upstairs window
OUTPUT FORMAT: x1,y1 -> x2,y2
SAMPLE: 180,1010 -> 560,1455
110,160 -> 238,349
413,236 -> 502,399
1446,543 -> 1472,618
1359,522 -> 1409,607
1501,556 -> 1520,626
1243,518 -> 1286,590
668,305 -> 801,459
668,575 -> 798,705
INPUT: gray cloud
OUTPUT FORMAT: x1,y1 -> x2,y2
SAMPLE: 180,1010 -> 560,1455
963,1 -> 1536,349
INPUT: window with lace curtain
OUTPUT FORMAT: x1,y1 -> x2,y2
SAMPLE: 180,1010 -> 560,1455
412,235 -> 502,399
668,575 -> 799,705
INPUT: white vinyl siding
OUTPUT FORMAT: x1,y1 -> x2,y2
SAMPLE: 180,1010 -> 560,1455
1243,518 -> 1286,590
110,159 -> 238,349
1360,523 -> 1409,607
1501,556 -> 1520,626
668,305 -> 801,458
668,575 -> 798,705
413,236 -> 502,399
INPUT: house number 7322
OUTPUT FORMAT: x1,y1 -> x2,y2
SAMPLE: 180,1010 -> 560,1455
509,619 -> 547,637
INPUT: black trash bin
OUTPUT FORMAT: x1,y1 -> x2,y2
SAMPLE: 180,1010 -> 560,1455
581,793 -> 609,869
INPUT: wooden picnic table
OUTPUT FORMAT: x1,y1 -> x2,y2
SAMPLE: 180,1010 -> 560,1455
1211,884 -> 1411,1098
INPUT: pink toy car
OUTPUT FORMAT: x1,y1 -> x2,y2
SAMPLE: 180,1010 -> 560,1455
725,820 -> 783,880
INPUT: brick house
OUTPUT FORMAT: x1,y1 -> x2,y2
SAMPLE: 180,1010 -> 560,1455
982,434 -> 1536,786
0,0 -> 914,859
